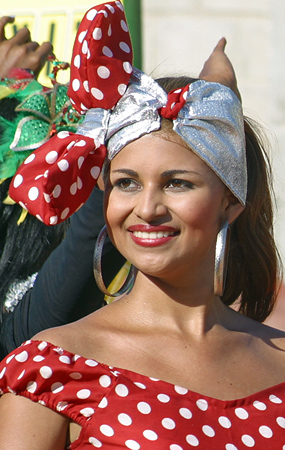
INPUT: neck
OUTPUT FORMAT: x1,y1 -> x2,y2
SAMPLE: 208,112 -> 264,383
119,270 -> 229,337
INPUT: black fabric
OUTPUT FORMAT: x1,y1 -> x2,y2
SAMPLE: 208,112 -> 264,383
0,187 -> 125,359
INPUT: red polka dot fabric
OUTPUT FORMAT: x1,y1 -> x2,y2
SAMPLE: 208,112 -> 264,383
1,340 -> 285,449
68,1 -> 133,113
8,1 -> 133,225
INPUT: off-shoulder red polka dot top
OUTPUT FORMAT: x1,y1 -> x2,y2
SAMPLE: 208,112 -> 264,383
1,340 -> 285,449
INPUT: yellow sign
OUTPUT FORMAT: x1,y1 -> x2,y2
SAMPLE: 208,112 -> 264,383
0,1 -> 120,85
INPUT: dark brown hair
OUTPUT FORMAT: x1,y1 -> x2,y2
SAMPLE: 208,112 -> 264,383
156,76 -> 282,322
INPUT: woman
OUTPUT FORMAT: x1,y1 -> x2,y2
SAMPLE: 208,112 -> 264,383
0,2 -> 284,449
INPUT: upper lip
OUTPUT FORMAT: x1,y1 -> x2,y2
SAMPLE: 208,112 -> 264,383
128,224 -> 178,232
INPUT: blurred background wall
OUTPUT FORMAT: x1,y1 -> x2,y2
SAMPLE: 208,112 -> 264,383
1,0 -> 285,273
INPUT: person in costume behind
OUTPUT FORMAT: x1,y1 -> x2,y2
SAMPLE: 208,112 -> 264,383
0,16 -> 125,358
0,2 -> 284,449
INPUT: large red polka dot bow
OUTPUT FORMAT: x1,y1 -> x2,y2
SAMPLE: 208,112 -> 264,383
9,1 -> 133,225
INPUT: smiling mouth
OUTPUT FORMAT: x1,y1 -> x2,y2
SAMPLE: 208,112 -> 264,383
132,230 -> 177,239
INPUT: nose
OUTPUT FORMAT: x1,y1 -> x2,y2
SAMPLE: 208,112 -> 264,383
133,185 -> 168,222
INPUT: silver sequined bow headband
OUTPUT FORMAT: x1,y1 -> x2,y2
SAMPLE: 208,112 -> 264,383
9,1 -> 247,226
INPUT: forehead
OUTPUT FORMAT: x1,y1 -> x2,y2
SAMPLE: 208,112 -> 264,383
109,132 -> 219,179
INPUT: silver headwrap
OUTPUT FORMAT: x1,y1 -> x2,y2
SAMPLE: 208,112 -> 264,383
77,68 -> 247,205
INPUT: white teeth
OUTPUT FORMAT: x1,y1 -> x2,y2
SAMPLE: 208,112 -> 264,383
133,230 -> 175,239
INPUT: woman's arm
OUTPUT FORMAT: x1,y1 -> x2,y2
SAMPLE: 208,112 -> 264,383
0,393 -> 68,450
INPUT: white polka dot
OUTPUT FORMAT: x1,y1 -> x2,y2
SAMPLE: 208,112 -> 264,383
75,139 -> 87,148
100,424 -> 114,437
26,381 -> 37,393
34,174 -> 43,181
83,80 -> 90,92
77,177 -> 83,189
91,166 -> 100,179
123,61 -> 132,74
85,359 -> 98,367
78,30 -> 87,43
157,393 -> 170,403
98,397 -> 108,408
82,40 -> 89,55
143,430 -> 158,441
24,153 -> 36,164
43,192 -> 51,203
137,402 -> 151,414
86,9 -> 97,21
196,398 -> 208,411
108,24 -> 112,36
61,208 -> 70,220
50,216 -> 58,225
170,446 -> 183,450
118,83 -> 127,95
89,437 -> 102,448
74,54 -> 81,68
218,416 -> 231,428
38,342 -> 47,351
75,157 -> 84,170
46,150 -> 58,164
44,170 -> 49,178
17,370 -> 25,380
277,416 -> 285,428
253,400 -> 267,410
225,445 -> 238,450
99,375 -> 112,388
125,440 -> 140,450
174,385 -> 188,395
93,27 -> 102,40
0,367 -> 6,379
18,201 -> 27,210
106,4 -> 115,13
6,354 -> 15,364
179,407 -> 192,419
91,87 -> 104,100
72,78 -> 80,92
186,434 -> 199,446
15,351 -> 29,362
52,185 -> 61,198
235,407 -> 249,420
80,407 -> 95,417
70,182 -> 77,195
115,384 -> 129,397
259,425 -> 273,438
40,366 -> 53,379
202,425 -> 215,437
116,0 -> 124,11
13,174 -> 23,188
59,356 -> 71,364
58,131 -> 70,140
77,389 -> 91,399
70,372 -> 82,380
98,9 -> 108,17
162,418 -> 176,430
269,394 -> 282,404
57,401 -> 68,411
121,19 -> 128,32
33,356 -> 45,362
183,91 -> 188,100
119,41 -> 131,53
102,46 -> 113,57
118,413 -> 132,426
58,159 -> 69,171
97,66 -> 110,79
51,382 -> 64,394
241,435 -> 255,447
28,187 -> 39,201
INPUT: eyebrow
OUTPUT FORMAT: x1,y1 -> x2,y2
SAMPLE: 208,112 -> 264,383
111,169 -> 199,177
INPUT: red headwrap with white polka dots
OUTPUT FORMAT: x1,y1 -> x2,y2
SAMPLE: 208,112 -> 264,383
8,1 -> 133,225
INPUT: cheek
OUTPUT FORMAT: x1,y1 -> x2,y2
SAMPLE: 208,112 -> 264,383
104,191 -> 132,228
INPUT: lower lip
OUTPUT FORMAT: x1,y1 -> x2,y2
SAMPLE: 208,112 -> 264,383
129,233 -> 176,247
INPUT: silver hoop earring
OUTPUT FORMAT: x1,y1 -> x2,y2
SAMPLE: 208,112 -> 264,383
93,225 -> 135,297
214,221 -> 230,297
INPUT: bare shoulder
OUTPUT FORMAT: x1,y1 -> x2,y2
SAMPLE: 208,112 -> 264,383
33,304 -> 119,359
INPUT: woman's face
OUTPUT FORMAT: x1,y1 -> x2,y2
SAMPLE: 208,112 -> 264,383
104,133 -> 241,281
